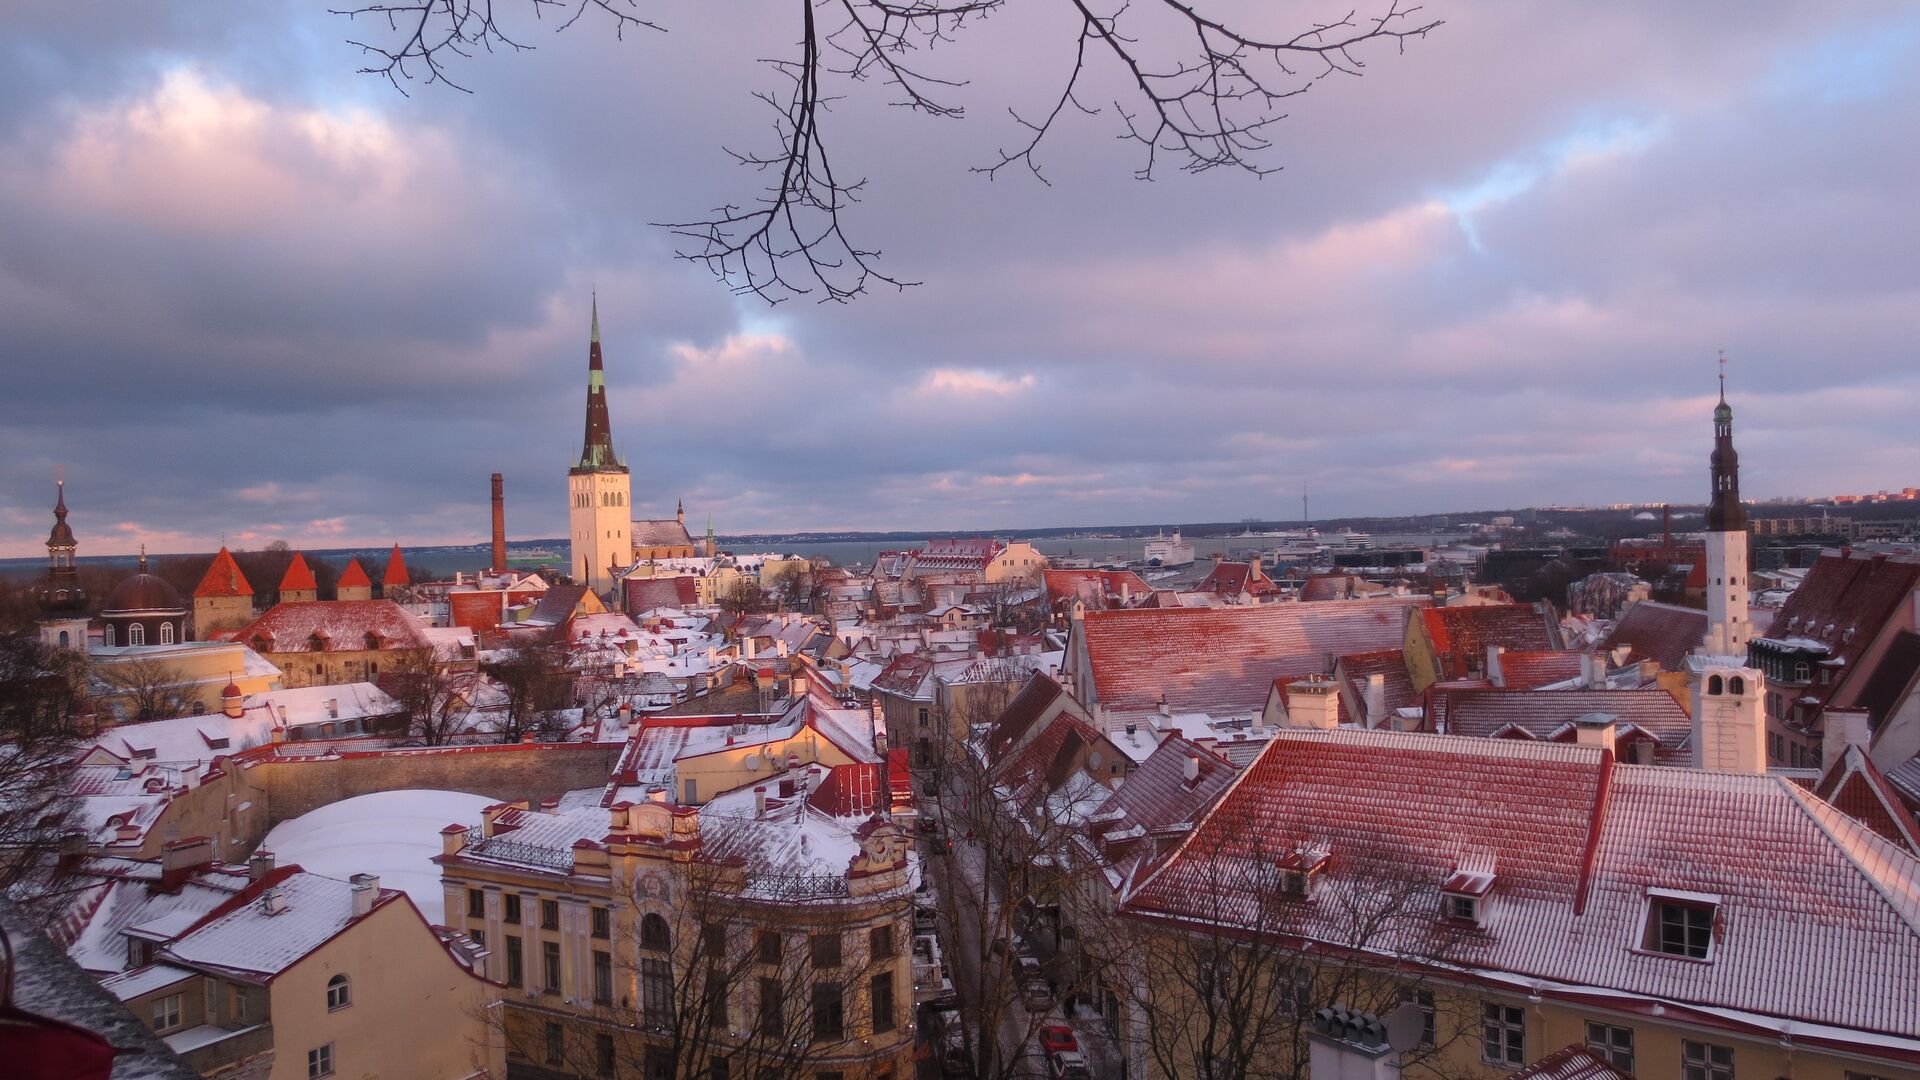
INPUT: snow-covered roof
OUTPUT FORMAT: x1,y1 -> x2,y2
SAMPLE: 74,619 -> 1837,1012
99,963 -> 198,1002
262,789 -> 499,923
163,869 -> 401,979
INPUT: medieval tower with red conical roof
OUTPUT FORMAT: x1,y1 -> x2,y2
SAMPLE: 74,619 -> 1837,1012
192,546 -> 255,636
567,292 -> 630,595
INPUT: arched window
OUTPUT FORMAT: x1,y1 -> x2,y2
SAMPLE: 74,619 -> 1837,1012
128,624 -> 145,646
1728,675 -> 1745,695
57,631 -> 70,647
1707,674 -> 1723,695
159,623 -> 174,645
104,625 -> 115,647
640,913 -> 671,952
326,974 -> 351,1010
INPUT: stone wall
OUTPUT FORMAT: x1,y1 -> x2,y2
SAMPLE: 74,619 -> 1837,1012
251,742 -> 623,828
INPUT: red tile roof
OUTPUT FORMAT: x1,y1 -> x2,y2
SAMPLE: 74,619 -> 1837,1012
1042,568 -> 1152,608
230,599 -> 431,653
193,547 -> 253,598
1126,727 -> 1920,1041
382,544 -> 409,587
336,559 -> 372,589
1299,573 -> 1365,602
1602,601 -> 1707,672
1499,650 -> 1584,690
1078,597 -> 1428,717
1815,744 -> 1920,854
1766,553 -> 1920,708
623,575 -> 701,615
278,553 -> 317,592
1420,603 -> 1558,679
984,673 -> 1069,765
1198,561 -> 1277,599
1336,649 -> 1416,717
1431,687 -> 1692,764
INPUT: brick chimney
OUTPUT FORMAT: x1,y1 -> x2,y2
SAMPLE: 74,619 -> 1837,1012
248,850 -> 276,881
1363,674 -> 1387,729
350,873 -> 379,917
1572,712 -> 1618,756
490,473 -> 508,574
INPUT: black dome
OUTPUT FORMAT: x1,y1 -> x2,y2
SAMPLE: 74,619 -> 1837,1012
103,572 -> 186,614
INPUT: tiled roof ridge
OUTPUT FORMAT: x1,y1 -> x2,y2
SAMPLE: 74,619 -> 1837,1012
193,547 -> 253,598
1778,777 -> 1920,936
1815,746 -> 1920,856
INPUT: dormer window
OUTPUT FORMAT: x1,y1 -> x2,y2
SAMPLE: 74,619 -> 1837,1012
1277,848 -> 1330,898
1644,888 -> 1719,959
1446,893 -> 1480,923
1441,863 -> 1496,928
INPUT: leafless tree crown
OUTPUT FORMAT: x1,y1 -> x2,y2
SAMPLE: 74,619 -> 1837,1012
331,0 -> 1440,302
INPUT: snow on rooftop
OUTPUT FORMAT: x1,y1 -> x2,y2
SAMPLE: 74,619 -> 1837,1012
100,963 -> 198,1002
262,790 -> 497,923
164,870 -> 390,977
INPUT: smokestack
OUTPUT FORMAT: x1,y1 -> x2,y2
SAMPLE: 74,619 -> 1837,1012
490,473 -> 507,574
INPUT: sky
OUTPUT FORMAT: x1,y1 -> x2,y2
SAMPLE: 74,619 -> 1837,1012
2,1 -> 1918,557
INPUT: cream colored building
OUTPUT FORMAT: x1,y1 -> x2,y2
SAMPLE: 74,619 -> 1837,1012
91,640 -> 282,721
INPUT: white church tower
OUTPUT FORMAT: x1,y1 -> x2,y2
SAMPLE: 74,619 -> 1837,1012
1690,366 -> 1764,773
567,294 -> 630,595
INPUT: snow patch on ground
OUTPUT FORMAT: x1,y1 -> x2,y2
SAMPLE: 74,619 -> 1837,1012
262,789 -> 495,923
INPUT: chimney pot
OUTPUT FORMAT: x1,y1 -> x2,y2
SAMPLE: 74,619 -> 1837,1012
248,850 -> 276,880
1183,754 -> 1200,782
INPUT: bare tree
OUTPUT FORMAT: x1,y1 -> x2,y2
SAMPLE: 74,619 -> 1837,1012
95,655 -> 196,724
0,630 -> 95,910
329,0 -> 1441,302
483,818 -> 912,1079
383,646 -> 473,744
487,628 -> 574,742
718,578 -> 772,617
1100,819 -> 1478,1080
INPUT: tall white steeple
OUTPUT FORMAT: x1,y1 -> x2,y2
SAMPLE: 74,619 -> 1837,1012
1701,358 -> 1750,657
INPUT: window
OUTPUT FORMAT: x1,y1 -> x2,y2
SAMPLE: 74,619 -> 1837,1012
1682,1040 -> 1733,1080
542,899 -> 560,930
506,935 -> 524,987
594,950 -> 613,1004
917,707 -> 929,727
104,626 -> 114,647
870,925 -> 894,958
592,906 -> 610,939
159,623 -> 174,645
1400,988 -> 1435,1047
129,624 -> 145,646
702,923 -> 727,957
468,889 -> 486,918
707,970 -> 729,1026
152,992 -> 183,1032
308,1043 -> 335,1078
641,912 -> 671,952
759,976 -> 784,1031
757,930 -> 783,965
326,974 -> 351,1011
230,984 -> 249,1024
1707,674 -> 1723,695
543,940 -> 562,993
810,932 -> 842,968
505,895 -> 522,923
684,778 -> 699,803
1445,893 -> 1479,923
1650,899 -> 1715,959
1586,1022 -> 1634,1072
812,981 -> 845,1040
544,1022 -> 564,1065
709,1057 -> 730,1080
870,970 -> 895,1033
1481,1002 -> 1524,1066
644,1048 -> 675,1080
641,957 -> 673,1026
471,928 -> 485,948
595,1033 -> 615,1078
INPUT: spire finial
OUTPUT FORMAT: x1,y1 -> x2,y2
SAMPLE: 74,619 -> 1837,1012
1717,349 -> 1727,402
139,544 -> 148,571
591,288 -> 600,345
54,466 -> 67,514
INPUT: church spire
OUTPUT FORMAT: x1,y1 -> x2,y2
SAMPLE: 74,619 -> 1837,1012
574,292 -> 624,474
1707,354 -> 1744,532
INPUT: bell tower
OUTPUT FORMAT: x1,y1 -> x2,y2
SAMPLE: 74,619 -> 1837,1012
567,292 -> 631,594
35,472 -> 90,651
1701,359 -> 1750,657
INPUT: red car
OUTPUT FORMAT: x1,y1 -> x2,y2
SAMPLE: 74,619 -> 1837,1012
1039,1025 -> 1080,1056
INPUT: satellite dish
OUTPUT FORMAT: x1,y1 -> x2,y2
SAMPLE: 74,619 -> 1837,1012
1384,1001 -> 1425,1054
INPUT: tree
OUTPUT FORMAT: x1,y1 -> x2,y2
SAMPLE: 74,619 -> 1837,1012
918,675 -> 1119,1080
331,0 -> 1441,302
487,628 -> 574,741
383,646 -> 473,744
94,654 -> 196,724
1099,819 -> 1478,1080
482,816 -> 913,1079
0,629 -> 95,911
718,578 -> 771,617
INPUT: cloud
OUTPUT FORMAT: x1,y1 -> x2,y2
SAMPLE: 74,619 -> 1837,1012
918,369 -> 1037,397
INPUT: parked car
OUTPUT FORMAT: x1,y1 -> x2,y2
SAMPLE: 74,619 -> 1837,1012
1016,954 -> 1044,981
1023,976 -> 1053,1009
1048,1048 -> 1092,1080
1039,1024 -> 1079,1056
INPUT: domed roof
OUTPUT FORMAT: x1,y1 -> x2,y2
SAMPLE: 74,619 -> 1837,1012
104,571 -> 186,615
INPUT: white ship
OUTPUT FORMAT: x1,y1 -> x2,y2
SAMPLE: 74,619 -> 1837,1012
1143,529 -> 1195,567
